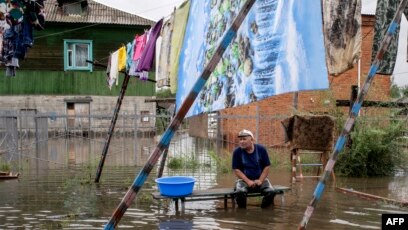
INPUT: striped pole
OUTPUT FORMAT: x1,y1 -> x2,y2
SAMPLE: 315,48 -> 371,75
104,0 -> 256,229
298,0 -> 408,229
95,73 -> 131,183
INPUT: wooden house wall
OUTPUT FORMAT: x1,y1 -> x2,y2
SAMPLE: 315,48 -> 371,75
0,70 -> 155,96
0,22 -> 154,96
26,22 -> 148,70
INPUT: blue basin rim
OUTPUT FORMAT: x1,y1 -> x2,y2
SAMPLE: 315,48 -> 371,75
155,176 -> 196,184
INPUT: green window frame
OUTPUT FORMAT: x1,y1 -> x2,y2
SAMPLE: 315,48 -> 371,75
64,39 -> 93,72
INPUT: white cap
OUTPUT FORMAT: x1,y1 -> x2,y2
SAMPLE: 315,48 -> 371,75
238,129 -> 254,138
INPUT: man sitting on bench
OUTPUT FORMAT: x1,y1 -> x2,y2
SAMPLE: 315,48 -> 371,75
232,129 -> 276,208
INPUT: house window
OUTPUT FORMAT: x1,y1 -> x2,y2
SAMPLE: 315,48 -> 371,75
141,111 -> 150,123
64,39 -> 93,71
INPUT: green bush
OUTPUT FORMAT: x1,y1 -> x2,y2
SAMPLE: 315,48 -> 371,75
167,157 -> 183,169
335,120 -> 404,177
0,161 -> 11,172
167,156 -> 199,170
155,88 -> 175,98
208,149 -> 232,174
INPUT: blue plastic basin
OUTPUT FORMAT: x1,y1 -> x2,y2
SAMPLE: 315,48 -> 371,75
155,176 -> 196,197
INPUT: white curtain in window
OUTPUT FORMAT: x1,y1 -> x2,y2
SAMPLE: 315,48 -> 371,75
75,43 -> 88,67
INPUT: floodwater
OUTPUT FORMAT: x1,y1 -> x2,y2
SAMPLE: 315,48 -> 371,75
0,135 -> 408,229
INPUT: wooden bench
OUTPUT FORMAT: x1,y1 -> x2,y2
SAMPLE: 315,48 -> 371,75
152,185 -> 290,211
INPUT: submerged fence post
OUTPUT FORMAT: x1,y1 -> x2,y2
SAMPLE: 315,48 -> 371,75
104,1 -> 256,228
216,112 -> 221,155
158,112 -> 174,178
256,105 -> 259,143
298,0 -> 408,229
95,73 -> 131,183
157,148 -> 169,178
293,92 -> 298,114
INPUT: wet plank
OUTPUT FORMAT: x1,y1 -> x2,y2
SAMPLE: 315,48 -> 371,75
152,185 -> 290,199
336,187 -> 408,207
0,172 -> 19,180
152,185 -> 290,211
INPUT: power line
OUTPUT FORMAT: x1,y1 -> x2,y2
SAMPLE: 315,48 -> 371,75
34,23 -> 101,39
34,0 -> 184,40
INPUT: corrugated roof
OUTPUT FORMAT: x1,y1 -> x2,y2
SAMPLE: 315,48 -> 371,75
45,0 -> 154,26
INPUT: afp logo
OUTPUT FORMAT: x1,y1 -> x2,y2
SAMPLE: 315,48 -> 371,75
382,214 -> 408,230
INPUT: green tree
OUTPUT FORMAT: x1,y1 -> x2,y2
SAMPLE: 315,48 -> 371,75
390,83 -> 401,98
335,120 -> 404,177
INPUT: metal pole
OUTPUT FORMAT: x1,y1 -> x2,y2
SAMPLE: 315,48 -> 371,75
293,92 -> 298,115
95,73 -> 131,183
298,0 -> 408,229
104,1 -> 256,228
256,105 -> 259,142
216,112 -> 221,154
134,105 -> 138,161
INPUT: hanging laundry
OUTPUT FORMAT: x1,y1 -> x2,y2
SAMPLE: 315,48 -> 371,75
169,0 -> 190,94
6,57 -> 18,77
3,23 -> 25,62
106,54 -> 112,87
6,1 -> 24,26
137,19 -> 163,71
136,18 -> 163,72
155,36 -> 162,81
0,19 -> 10,63
128,31 -> 148,77
0,0 -> 6,20
126,41 -> 134,71
108,50 -> 119,89
128,59 -> 140,76
117,45 -> 126,71
22,18 -> 33,48
322,0 -> 361,75
371,0 -> 408,75
27,0 -> 46,31
156,13 -> 175,88
133,32 -> 147,61
1,0 -> 46,76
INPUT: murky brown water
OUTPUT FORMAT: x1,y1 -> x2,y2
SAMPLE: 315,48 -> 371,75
1,136 -> 407,229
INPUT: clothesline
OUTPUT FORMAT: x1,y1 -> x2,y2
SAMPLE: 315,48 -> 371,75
105,18 -> 163,89
85,59 -> 156,83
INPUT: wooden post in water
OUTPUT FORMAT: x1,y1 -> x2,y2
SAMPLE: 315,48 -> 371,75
157,148 -> 169,178
94,73 -> 131,183
104,1 -> 256,228
298,0 -> 408,229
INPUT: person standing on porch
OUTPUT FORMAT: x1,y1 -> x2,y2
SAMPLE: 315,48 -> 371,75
232,129 -> 276,208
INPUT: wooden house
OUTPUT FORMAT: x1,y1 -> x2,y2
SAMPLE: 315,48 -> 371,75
0,0 -> 158,133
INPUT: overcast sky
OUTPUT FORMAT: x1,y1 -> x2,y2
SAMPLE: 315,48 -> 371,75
94,0 -> 408,87
93,0 -> 184,21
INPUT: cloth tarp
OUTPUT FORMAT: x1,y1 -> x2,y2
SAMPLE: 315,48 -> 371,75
322,0 -> 362,75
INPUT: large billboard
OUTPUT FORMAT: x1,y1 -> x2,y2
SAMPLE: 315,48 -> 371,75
176,0 -> 328,117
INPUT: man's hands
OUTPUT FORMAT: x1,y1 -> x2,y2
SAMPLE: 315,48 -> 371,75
247,179 -> 262,188
234,169 -> 264,188
247,180 -> 256,188
254,179 -> 263,186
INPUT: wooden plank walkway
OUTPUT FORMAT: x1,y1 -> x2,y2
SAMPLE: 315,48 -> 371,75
336,187 -> 408,207
152,185 -> 290,211
0,172 -> 19,180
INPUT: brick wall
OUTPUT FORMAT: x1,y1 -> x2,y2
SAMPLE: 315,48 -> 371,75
220,15 -> 392,148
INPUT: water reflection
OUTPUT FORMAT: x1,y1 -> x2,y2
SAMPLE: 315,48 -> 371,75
159,219 -> 193,229
0,136 -> 407,229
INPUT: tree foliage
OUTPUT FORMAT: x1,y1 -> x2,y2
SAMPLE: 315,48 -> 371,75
335,120 -> 404,177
